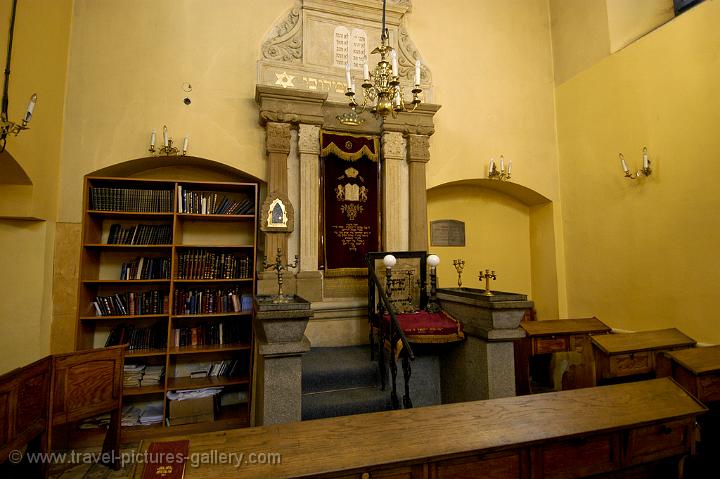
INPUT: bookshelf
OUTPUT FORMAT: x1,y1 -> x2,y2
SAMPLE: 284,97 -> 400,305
76,176 -> 257,436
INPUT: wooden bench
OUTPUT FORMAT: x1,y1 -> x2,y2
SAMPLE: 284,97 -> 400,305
133,378 -> 705,479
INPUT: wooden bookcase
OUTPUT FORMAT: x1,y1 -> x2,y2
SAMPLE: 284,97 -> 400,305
76,176 -> 257,437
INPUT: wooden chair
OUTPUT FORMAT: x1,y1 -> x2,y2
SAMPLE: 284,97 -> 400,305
49,344 -> 125,469
367,251 -> 464,409
0,356 -> 52,477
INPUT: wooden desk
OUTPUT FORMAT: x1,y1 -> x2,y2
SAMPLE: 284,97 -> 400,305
515,317 -> 611,394
134,378 -> 705,479
657,345 -> 720,404
592,328 -> 696,383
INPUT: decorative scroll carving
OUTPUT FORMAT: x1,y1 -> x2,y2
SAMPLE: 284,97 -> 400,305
260,110 -> 301,124
261,6 -> 303,63
299,124 -> 320,155
382,132 -> 406,160
398,26 -> 432,84
266,122 -> 292,154
407,134 -> 430,162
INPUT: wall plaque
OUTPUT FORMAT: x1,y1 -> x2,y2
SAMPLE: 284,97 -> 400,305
431,220 -> 465,247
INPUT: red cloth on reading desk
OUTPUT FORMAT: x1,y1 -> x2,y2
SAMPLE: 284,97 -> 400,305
382,310 -> 465,344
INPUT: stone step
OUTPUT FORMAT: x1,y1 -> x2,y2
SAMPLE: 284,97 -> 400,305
302,345 -> 380,394
302,386 -> 392,421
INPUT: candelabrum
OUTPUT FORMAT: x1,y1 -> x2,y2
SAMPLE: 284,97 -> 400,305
0,93 -> 36,153
452,259 -> 465,288
263,248 -> 299,303
339,1 -> 422,124
488,155 -> 512,181
619,147 -> 651,179
478,269 -> 497,297
149,125 -> 189,156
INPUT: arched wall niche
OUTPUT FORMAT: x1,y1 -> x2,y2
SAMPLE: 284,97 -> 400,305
89,155 -> 262,184
0,150 -> 33,185
0,150 -> 36,220
427,178 -> 562,321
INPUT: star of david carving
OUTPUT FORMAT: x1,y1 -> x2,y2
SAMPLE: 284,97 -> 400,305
275,72 -> 295,89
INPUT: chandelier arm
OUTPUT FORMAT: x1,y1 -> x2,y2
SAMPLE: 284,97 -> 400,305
1,0 -> 18,121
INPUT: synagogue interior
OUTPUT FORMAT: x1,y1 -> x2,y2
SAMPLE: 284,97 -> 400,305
0,0 -> 719,478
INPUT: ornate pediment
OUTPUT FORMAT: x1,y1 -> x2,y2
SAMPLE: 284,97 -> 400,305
258,0 -> 433,103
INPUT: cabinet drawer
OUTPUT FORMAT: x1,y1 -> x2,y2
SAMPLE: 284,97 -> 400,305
435,451 -> 522,479
332,465 -> 421,479
699,374 -> 720,403
626,419 -> 691,464
536,433 -> 618,479
609,352 -> 652,377
533,337 -> 569,355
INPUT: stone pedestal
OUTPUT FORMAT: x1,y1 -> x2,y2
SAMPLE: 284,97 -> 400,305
437,288 -> 533,401
254,295 -> 313,426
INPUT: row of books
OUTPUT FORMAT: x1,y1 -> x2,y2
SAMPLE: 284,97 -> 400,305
172,288 -> 252,315
172,320 -> 247,348
120,256 -> 171,280
178,186 -> 254,215
124,364 -> 165,388
175,250 -> 252,280
105,322 -> 167,351
193,359 -> 246,378
90,187 -> 173,213
93,290 -> 167,316
107,223 -> 172,245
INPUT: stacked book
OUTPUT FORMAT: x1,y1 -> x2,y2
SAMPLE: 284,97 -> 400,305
123,364 -> 146,388
142,365 -> 165,386
139,403 -> 164,426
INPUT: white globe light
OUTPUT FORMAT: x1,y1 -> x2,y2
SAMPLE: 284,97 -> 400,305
383,254 -> 397,268
427,254 -> 440,267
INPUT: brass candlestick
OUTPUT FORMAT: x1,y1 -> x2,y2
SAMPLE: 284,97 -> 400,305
263,248 -> 299,303
478,269 -> 496,296
452,259 -> 465,288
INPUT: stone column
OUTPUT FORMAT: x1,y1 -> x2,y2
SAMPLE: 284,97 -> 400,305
296,124 -> 323,301
259,122 -> 292,293
382,132 -> 408,251
407,134 -> 430,251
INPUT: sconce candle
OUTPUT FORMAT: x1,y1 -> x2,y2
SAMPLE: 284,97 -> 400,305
24,94 -> 37,123
414,59 -> 421,85
182,137 -> 189,155
391,50 -> 398,77
150,129 -> 156,149
507,160 -> 512,176
345,63 -> 352,89
620,154 -> 630,174
489,158 -> 495,175
643,147 -> 649,170
163,125 -> 169,147
363,63 -> 369,81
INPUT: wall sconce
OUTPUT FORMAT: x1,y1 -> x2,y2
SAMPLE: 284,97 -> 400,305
488,155 -> 512,181
620,147 -> 651,179
149,125 -> 188,156
452,259 -> 464,288
427,254 -> 441,312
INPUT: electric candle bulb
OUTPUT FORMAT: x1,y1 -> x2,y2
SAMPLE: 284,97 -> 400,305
345,63 -> 352,89
150,129 -> 156,149
163,126 -> 169,147
182,136 -> 189,154
489,158 -> 495,175
414,59 -> 421,85
620,154 -> 629,174
23,94 -> 37,123
391,50 -> 398,77
363,63 -> 369,81
643,147 -> 649,170
507,160 -> 512,176
500,156 -> 505,172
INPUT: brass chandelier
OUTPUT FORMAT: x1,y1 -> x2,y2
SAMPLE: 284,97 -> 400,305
340,0 -> 422,125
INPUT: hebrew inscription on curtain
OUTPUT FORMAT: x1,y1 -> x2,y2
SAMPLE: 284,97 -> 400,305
321,131 -> 380,275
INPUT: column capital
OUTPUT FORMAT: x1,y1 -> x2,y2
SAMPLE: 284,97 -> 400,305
266,122 -> 292,154
298,124 -> 320,155
407,134 -> 430,163
382,131 -> 406,160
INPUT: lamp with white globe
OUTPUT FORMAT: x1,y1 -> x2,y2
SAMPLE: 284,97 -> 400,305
383,254 -> 397,295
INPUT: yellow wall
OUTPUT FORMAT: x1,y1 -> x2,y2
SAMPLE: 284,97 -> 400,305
556,0 -> 720,343
0,0 -> 72,373
427,186 -> 532,298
